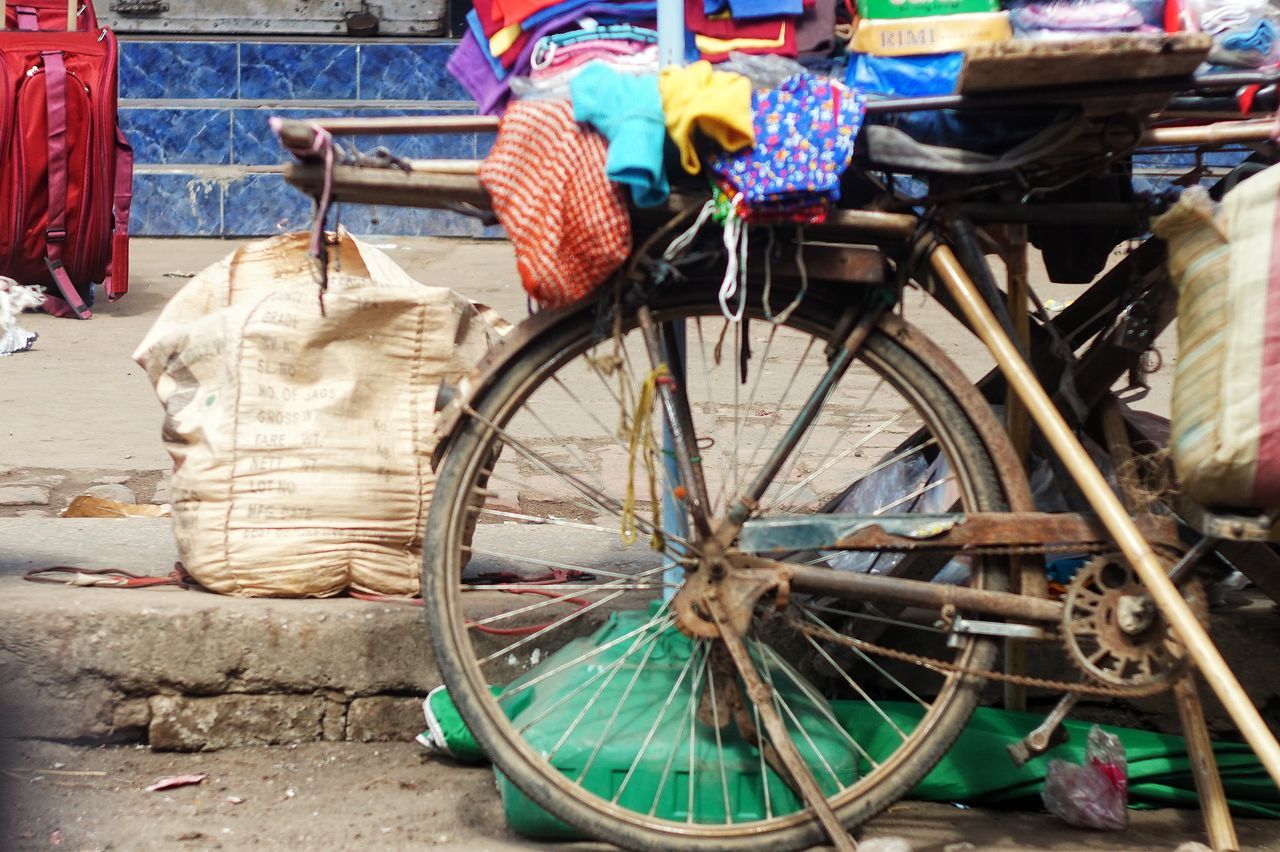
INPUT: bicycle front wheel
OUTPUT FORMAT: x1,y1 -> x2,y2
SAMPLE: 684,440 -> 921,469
426,279 -> 1009,850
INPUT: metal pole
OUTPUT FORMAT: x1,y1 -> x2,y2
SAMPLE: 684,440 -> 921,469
930,243 -> 1280,786
657,0 -> 687,596
657,0 -> 687,68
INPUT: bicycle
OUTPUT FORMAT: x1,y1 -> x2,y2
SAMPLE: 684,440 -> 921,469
279,33 -> 1280,851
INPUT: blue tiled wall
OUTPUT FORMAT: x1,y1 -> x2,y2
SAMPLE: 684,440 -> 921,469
121,39 -> 487,238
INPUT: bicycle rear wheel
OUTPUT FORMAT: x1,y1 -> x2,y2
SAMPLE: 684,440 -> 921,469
425,279 -> 1010,850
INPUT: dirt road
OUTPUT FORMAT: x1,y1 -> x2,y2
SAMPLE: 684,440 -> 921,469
5,738 -> 1277,851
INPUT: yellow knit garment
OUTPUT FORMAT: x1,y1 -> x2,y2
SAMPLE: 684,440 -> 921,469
658,61 -> 755,175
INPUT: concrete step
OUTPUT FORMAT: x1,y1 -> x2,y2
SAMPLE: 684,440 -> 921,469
1,518 -> 437,750
0,517 -> 655,751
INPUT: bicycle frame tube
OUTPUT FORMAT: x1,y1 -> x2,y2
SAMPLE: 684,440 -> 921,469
929,240 -> 1280,786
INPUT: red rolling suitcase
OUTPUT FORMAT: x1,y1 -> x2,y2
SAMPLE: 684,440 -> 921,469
0,0 -> 133,319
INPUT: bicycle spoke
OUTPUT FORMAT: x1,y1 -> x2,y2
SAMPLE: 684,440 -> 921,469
466,566 -> 668,630
499,609 -> 677,703
705,660 -> 733,824
482,470 -> 690,551
739,335 -> 818,486
795,604 -> 928,707
693,317 -> 734,513
540,617 -> 677,754
732,323 -> 780,495
467,405 -> 696,551
874,477 -> 950,516
466,548 -> 677,588
755,701 -> 773,820
759,642 -> 884,764
477,587 -> 633,666
613,639 -> 705,804
648,642 -> 711,817
575,612 -> 678,782
551,374 -> 630,454
765,384 -> 898,513
755,639 -> 848,792
475,507 -> 621,533
801,600 -> 944,635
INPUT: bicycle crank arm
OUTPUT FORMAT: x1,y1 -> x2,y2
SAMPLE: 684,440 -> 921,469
1007,692 -> 1079,767
737,511 -> 1180,554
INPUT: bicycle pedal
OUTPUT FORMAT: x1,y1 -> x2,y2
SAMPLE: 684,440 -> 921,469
1007,692 -> 1079,767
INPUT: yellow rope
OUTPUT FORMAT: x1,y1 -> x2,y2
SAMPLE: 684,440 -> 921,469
621,364 -> 668,551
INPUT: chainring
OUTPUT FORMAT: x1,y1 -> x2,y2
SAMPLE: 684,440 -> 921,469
1061,554 -> 1208,690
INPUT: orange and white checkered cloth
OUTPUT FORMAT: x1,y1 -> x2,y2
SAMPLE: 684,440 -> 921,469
479,100 -> 632,309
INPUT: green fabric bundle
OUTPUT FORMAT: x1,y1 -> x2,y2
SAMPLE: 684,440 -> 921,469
419,686 -> 1280,818
833,701 -> 1280,818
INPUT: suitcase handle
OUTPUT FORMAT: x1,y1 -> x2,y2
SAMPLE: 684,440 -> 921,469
0,2 -> 82,30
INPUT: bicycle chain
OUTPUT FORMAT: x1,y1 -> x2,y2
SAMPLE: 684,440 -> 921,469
845,540 -> 1134,558
785,618 -> 1170,699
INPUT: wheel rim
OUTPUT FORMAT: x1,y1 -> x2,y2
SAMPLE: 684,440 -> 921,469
428,290 -> 1006,847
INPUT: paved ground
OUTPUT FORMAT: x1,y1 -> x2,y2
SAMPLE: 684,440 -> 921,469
0,236 -> 1271,851
5,738 -> 1279,851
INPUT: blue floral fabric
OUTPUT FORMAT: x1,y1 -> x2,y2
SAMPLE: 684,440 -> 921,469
710,72 -> 865,213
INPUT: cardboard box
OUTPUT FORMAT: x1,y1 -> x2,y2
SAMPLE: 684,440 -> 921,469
852,12 -> 1011,56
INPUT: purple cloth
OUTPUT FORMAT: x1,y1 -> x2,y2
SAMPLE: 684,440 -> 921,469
1010,0 -> 1144,32
449,30 -> 513,114
450,3 -> 658,115
466,10 -> 509,81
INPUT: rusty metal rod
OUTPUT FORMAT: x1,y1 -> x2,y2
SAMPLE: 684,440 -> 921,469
786,563 -> 1063,624
929,242 -> 1280,787
1142,119 -> 1277,146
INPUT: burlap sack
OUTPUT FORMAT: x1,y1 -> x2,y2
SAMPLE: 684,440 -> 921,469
133,230 -> 505,596
1154,166 -> 1280,508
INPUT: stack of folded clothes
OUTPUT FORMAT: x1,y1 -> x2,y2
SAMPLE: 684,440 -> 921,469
450,0 -> 837,114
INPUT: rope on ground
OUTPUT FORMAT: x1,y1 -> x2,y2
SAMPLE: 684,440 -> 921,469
22,563 -> 193,589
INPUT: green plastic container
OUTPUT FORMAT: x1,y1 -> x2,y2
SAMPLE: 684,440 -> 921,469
857,0 -> 998,21
496,607 -> 858,839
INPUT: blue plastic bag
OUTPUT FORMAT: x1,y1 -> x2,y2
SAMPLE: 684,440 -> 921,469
847,52 -> 963,98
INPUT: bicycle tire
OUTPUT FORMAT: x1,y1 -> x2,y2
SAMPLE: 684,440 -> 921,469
426,279 -> 1009,851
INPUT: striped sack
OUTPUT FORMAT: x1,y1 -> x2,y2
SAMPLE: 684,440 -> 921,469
1153,165 -> 1280,508
479,100 -> 631,309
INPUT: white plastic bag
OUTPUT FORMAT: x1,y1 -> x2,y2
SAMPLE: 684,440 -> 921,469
1042,725 -> 1129,830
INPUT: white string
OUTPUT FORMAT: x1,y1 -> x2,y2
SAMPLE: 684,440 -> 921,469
719,214 -> 748,322
663,199 -> 716,261
762,226 -> 808,325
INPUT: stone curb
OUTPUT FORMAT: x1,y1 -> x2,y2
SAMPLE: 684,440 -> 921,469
0,517 -> 648,751
0,518 -> 436,750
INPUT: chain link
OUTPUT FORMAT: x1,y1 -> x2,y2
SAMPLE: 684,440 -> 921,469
785,618 -> 1172,699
